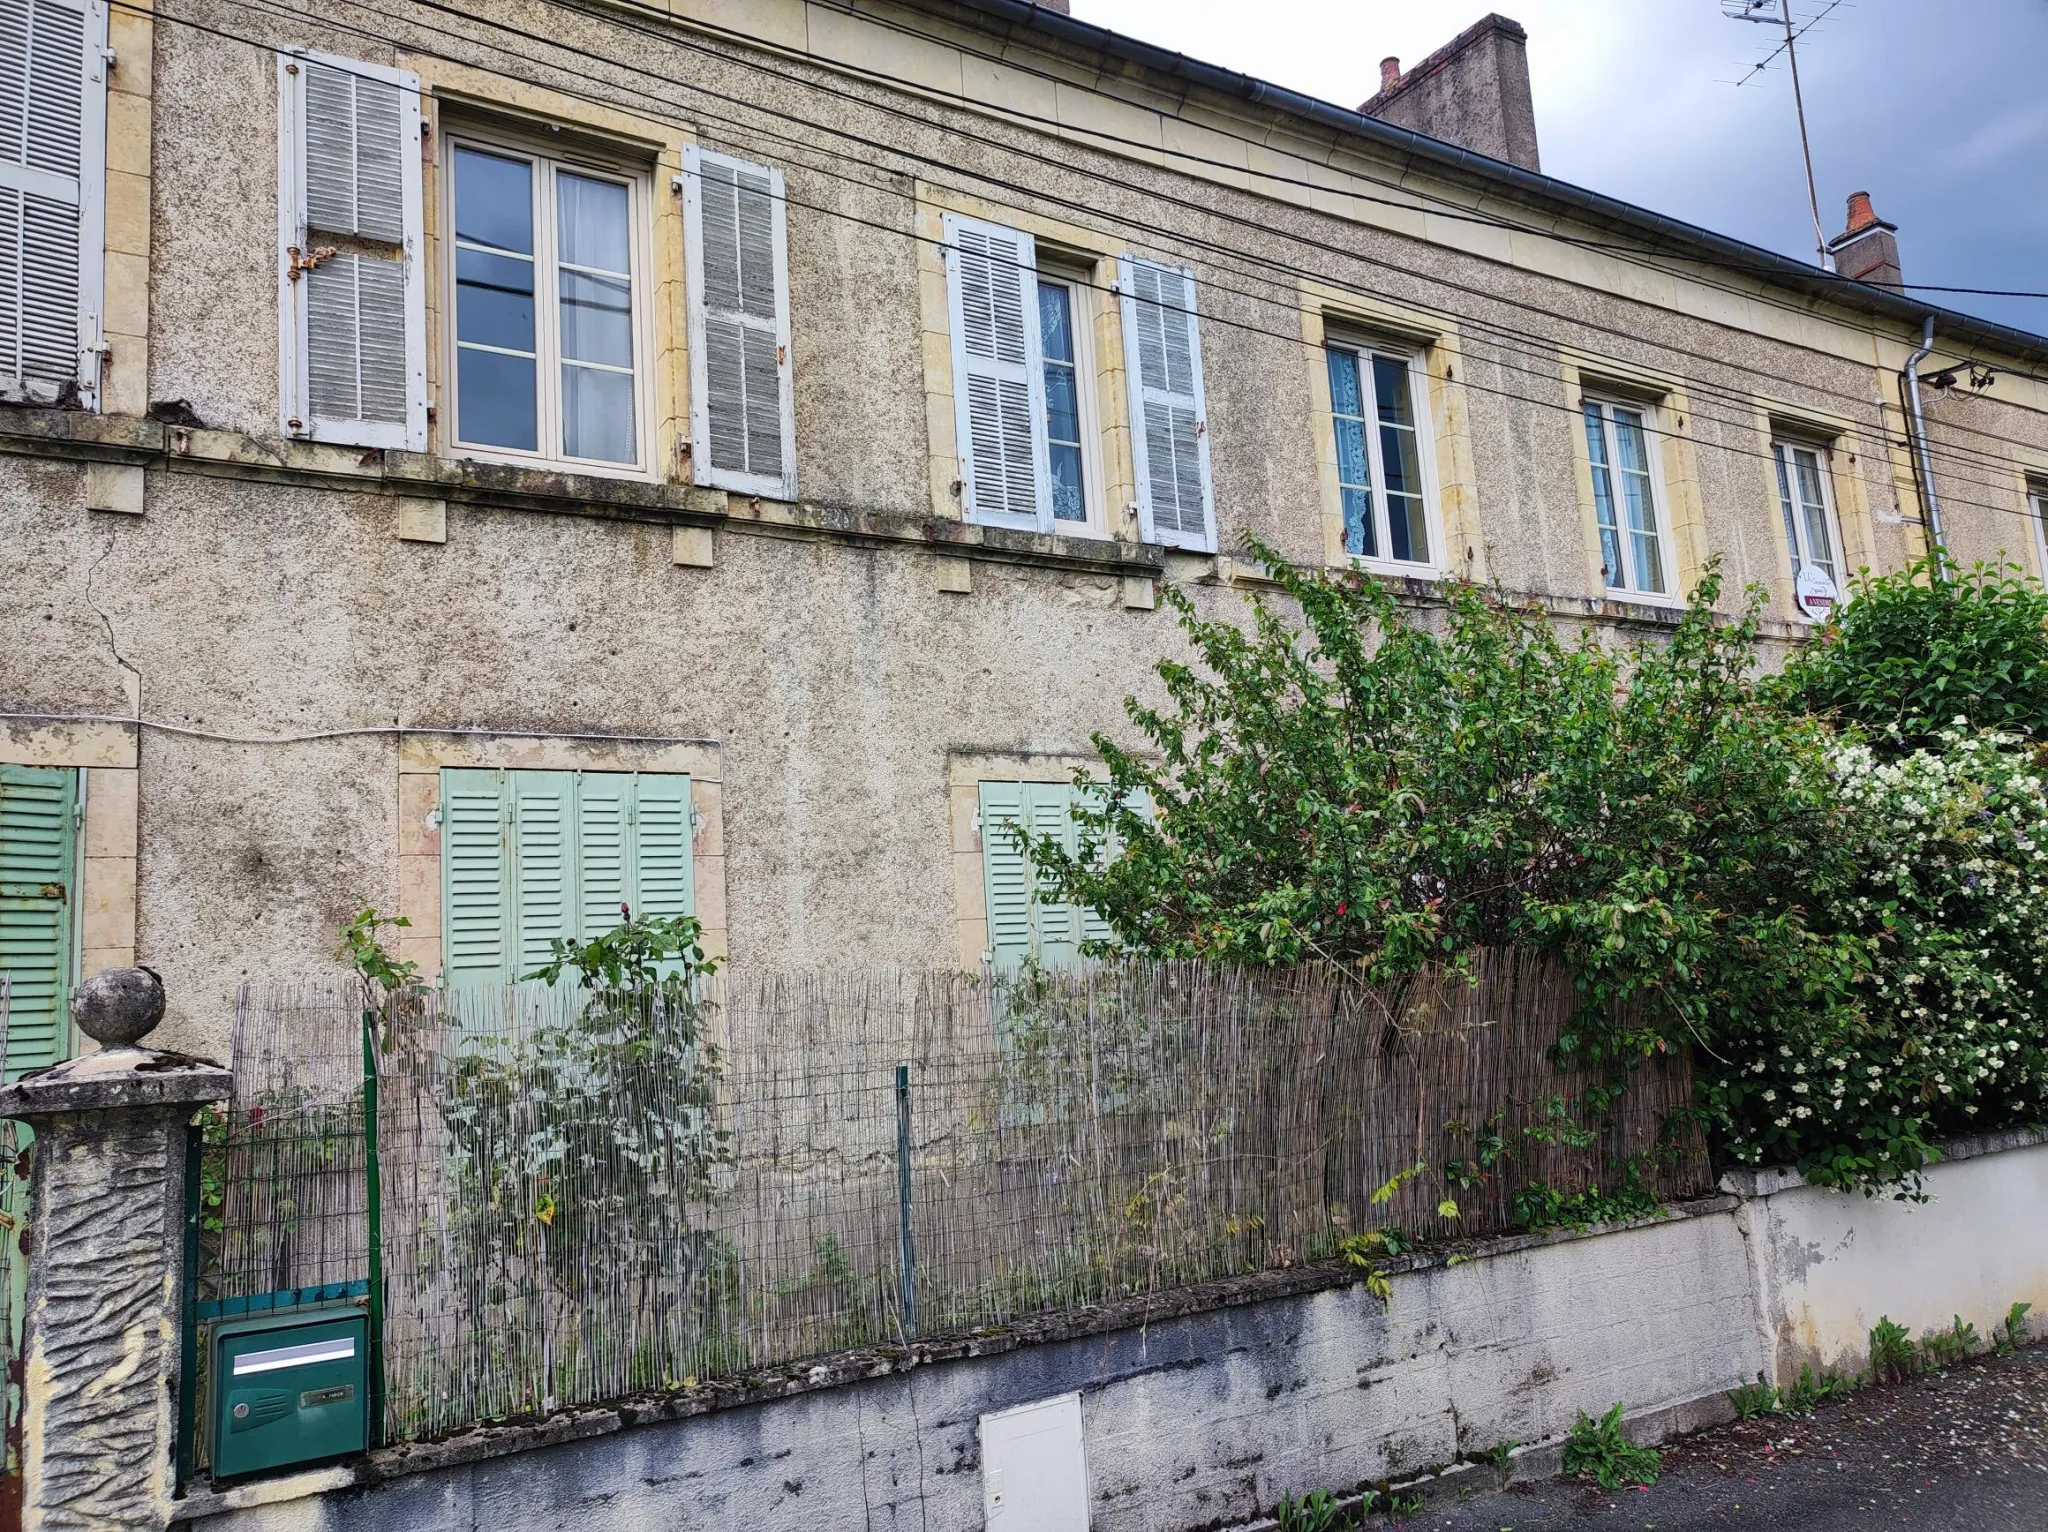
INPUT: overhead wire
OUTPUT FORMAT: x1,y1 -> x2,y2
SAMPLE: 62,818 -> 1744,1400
130,0 -> 2048,530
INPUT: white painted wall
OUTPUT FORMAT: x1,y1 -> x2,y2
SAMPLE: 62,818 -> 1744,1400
1728,1130 -> 2048,1383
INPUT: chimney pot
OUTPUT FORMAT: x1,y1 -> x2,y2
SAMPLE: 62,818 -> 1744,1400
1380,56 -> 1403,91
1826,190 -> 1902,289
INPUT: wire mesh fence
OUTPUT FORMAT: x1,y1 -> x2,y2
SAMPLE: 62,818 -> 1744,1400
205,954 -> 1708,1444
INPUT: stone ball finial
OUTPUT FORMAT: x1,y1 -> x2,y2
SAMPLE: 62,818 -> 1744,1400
71,967 -> 166,1048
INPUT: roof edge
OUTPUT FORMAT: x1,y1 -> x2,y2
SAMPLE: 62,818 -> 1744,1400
939,0 -> 2048,366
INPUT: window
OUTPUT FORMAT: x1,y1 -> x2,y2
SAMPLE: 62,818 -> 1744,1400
1327,342 -> 1434,568
438,768 -> 692,988
1037,274 -> 1094,528
1582,399 -> 1671,598
446,135 -> 649,471
0,764 -> 76,1077
682,145 -> 795,499
977,781 -> 1116,970
1774,440 -> 1844,620
2,0 -> 106,407
1119,255 -> 1216,551
277,52 -> 426,449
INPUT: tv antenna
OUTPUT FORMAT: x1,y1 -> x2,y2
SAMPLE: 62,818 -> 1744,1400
1725,0 -> 1838,270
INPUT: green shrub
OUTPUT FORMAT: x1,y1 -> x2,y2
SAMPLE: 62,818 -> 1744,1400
1562,1403 -> 1661,1488
1777,553 -> 2048,750
1869,1316 -> 1917,1382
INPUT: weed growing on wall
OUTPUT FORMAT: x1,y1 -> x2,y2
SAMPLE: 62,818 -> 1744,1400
1561,1403 -> 1661,1488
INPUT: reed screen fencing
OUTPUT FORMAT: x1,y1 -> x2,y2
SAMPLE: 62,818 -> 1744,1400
203,954 -> 1707,1444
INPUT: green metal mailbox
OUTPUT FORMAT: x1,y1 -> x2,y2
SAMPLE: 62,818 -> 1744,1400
210,1309 -> 369,1478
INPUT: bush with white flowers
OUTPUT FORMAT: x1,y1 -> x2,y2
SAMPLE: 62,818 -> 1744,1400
1710,724 -> 2048,1189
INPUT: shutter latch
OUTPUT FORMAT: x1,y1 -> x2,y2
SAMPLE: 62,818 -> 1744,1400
286,245 -> 338,283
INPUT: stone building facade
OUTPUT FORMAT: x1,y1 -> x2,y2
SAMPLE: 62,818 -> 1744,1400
5,0 -> 2048,1059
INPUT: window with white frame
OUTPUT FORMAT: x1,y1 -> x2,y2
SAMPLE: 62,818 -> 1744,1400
1582,398 -> 1672,598
1037,266 -> 1100,530
2,0 -> 107,407
1326,340 -> 1435,568
1773,438 -> 1845,620
446,135 -> 650,472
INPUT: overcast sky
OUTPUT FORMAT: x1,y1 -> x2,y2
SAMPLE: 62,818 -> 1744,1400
1077,0 -> 2048,335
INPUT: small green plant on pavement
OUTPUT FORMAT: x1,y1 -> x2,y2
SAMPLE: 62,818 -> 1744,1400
1274,1488 -> 1353,1531
1727,1379 -> 1779,1420
1999,1301 -> 2033,1354
1868,1316 -> 1918,1382
1921,1314 -> 1979,1369
1562,1403 -> 1661,1489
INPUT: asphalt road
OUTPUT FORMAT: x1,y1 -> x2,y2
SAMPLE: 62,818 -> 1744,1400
1412,1340 -> 2048,1531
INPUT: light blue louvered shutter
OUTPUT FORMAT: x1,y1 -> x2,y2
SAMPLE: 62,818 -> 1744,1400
684,146 -> 795,499
978,781 -> 1032,969
0,0 -> 106,405
945,214 -> 1049,529
510,771 -> 575,976
1119,256 -> 1215,552
1025,782 -> 1086,969
0,765 -> 76,1077
277,52 -> 426,450
576,771 -> 630,944
439,768 -> 510,988
630,774 -> 693,922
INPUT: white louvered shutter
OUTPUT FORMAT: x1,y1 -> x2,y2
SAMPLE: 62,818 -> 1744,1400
277,52 -> 425,450
945,214 -> 1049,529
0,0 -> 105,405
684,146 -> 795,499
1119,256 -> 1214,551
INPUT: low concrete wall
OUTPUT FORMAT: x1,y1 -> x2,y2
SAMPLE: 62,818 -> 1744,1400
1727,1129 -> 2048,1384
180,1202 -> 1759,1532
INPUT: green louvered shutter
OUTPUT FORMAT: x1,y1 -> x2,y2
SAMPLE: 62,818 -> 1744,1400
577,772 -> 631,942
511,771 -> 575,976
440,768 -> 510,988
631,775 -> 693,921
0,765 -> 77,1078
979,781 -> 1032,969
1026,783 -> 1086,969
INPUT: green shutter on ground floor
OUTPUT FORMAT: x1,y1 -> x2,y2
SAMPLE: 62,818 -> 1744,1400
439,768 -> 695,989
0,764 -> 78,1078
978,780 -> 1139,971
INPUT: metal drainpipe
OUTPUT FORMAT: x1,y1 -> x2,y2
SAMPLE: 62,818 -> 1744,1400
1903,314 -> 1947,573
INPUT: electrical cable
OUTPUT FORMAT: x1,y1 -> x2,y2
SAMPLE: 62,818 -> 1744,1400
121,0 -> 2048,530
145,0 -> 2048,514
0,712 -> 724,750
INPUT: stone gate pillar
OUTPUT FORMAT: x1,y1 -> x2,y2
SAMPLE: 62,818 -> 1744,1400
0,968 -> 230,1531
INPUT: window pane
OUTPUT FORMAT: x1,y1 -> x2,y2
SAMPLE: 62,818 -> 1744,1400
1584,403 -> 1625,589
1342,486 -> 1375,558
557,173 -> 630,275
454,148 -> 534,255
1326,346 -> 1364,420
458,348 -> 538,451
1794,449 -> 1836,574
1611,410 -> 1663,593
562,364 -> 636,463
1037,283 -> 1085,521
1373,359 -> 1425,564
1038,282 -> 1074,365
1774,444 -> 1804,572
1049,442 -> 1086,522
455,247 -> 535,350
559,269 -> 633,369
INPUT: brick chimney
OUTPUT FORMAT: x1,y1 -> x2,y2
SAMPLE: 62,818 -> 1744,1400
1826,191 -> 1902,289
1361,14 -> 1540,173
